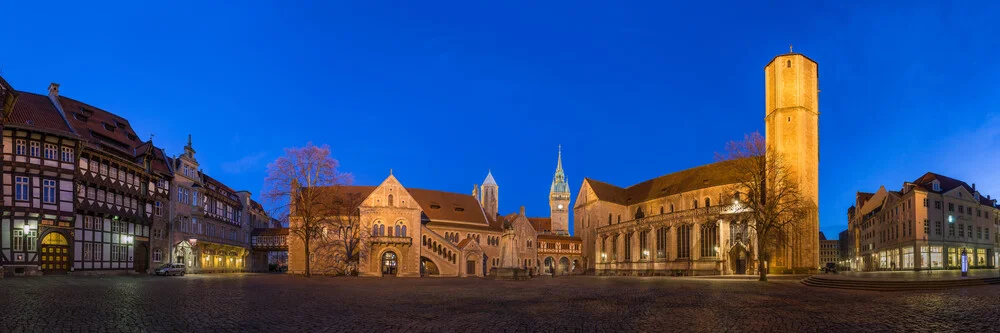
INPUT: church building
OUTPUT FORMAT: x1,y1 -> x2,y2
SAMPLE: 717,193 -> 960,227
573,50 -> 821,275
288,147 -> 583,277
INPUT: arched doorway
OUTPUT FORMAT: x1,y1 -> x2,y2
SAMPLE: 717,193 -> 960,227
381,251 -> 398,276
420,256 -> 440,276
40,232 -> 70,273
559,257 -> 570,274
730,245 -> 748,275
135,244 -> 148,273
544,257 -> 554,274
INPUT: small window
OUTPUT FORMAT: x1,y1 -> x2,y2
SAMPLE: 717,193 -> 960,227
388,194 -> 394,207
786,60 -> 791,67
455,207 -> 465,212
430,204 -> 441,209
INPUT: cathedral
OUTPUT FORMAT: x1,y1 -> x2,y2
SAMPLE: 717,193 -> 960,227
573,51 -> 820,275
287,147 -> 583,277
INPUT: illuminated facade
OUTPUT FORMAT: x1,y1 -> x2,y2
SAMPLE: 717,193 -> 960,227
574,51 -> 821,275
288,148 -> 582,277
848,173 -> 1000,271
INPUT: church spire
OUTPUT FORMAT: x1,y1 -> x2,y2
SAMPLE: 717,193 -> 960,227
550,145 -> 568,194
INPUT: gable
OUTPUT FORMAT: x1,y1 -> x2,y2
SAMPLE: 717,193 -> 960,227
362,175 -> 418,210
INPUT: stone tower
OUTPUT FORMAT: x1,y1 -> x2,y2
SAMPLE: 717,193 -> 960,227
764,49 -> 820,273
549,145 -> 571,235
481,171 -> 499,221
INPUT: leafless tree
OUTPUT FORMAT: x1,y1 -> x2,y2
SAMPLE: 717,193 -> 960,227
263,143 -> 351,277
311,190 -> 370,276
717,132 -> 808,281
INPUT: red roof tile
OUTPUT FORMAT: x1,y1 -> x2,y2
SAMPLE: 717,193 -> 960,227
408,188 -> 488,225
527,217 -> 552,233
58,95 -> 144,155
587,159 -> 742,206
6,92 -> 76,136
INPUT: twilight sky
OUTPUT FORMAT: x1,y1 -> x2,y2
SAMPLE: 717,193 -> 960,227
2,1 -> 997,239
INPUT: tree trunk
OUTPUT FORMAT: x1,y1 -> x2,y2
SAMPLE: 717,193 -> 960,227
304,231 -> 312,277
757,235 -> 768,282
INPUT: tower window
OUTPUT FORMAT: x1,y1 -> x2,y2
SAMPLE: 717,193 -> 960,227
788,117 -> 791,122
787,60 -> 791,68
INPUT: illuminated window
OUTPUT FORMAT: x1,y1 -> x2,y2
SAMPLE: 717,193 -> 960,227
15,139 -> 26,155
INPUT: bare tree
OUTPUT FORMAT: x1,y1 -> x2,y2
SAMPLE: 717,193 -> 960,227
263,143 -> 351,277
311,190 -> 369,276
717,132 -> 808,281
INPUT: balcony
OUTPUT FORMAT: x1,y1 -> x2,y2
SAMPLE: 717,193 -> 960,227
370,236 -> 412,245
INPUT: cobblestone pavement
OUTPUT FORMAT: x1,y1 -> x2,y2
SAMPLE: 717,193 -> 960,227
1,273 -> 998,332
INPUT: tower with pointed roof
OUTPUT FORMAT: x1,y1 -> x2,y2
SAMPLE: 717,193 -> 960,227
481,170 -> 499,221
549,145 -> 571,235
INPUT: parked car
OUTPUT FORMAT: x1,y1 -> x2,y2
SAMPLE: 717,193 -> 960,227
155,263 -> 186,276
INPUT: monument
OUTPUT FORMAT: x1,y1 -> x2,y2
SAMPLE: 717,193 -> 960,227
491,217 -> 531,280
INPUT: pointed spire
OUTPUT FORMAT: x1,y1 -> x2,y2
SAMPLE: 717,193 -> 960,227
483,169 -> 497,187
550,145 -> 569,194
187,134 -> 192,147
556,144 -> 563,173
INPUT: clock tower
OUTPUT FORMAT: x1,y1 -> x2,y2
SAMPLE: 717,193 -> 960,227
549,145 -> 570,235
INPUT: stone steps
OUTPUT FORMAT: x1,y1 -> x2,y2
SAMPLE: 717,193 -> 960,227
801,275 -> 1000,291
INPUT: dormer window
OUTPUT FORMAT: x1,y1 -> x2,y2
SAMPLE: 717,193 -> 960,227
102,122 -> 115,132
454,207 -> 464,212
430,204 -> 441,209
932,181 -> 941,192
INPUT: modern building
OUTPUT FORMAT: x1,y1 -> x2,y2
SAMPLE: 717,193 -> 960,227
819,232 -> 839,267
847,173 -> 1000,271
573,51 -> 821,275
288,147 -> 583,277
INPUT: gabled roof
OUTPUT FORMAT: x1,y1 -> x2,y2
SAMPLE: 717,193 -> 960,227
6,92 -> 76,137
586,159 -> 742,206
913,172 -> 973,194
527,217 -> 552,233
58,95 -> 144,155
409,188 -> 488,225
134,141 -> 172,175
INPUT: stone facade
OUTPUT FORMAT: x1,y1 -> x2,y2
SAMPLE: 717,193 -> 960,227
574,51 -> 821,275
288,148 -> 581,277
847,173 -> 1000,271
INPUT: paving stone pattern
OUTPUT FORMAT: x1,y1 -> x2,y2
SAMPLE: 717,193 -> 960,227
0,274 -> 998,332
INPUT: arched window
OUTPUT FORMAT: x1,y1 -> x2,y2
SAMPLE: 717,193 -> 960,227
670,204 -> 674,213
388,194 -> 394,207
635,207 -> 644,220
660,206 -> 664,215
401,225 -> 407,237
617,215 -> 621,224
608,213 -> 612,225
705,198 -> 711,207
693,200 -> 698,209
379,224 -> 385,236
786,60 -> 791,67
394,225 -> 400,237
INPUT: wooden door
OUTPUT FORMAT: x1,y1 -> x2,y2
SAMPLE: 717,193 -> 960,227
40,233 -> 70,273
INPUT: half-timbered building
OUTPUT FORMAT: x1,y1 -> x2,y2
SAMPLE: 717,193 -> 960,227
52,84 -> 167,274
1,78 -> 80,276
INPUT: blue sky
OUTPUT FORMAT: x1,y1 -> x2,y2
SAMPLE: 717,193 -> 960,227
2,1 -> 997,239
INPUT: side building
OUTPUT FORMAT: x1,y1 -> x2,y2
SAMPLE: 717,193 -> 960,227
818,232 -> 839,268
848,173 -> 1000,271
166,136 -> 254,273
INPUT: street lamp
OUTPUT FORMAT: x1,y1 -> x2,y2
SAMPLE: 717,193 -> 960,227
22,224 -> 30,234
643,250 -> 651,274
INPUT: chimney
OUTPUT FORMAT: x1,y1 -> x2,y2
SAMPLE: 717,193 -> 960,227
48,83 -> 60,97
520,206 -> 525,216
972,183 -> 976,191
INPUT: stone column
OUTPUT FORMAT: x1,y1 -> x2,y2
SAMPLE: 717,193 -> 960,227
691,223 -> 701,261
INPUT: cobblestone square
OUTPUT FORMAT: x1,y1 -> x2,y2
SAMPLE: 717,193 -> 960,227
1,274 -> 998,332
